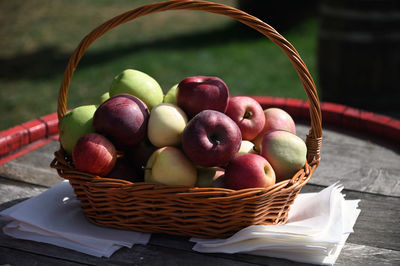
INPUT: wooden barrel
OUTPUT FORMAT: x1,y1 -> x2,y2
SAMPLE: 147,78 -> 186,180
318,0 -> 400,117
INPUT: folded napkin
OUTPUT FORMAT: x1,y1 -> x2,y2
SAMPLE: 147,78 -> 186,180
191,183 -> 361,265
0,181 -> 150,257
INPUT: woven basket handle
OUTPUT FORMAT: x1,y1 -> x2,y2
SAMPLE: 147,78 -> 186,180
57,0 -> 322,163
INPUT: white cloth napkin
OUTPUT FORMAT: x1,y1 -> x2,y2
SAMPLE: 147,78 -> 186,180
0,181 -> 151,258
191,183 -> 361,265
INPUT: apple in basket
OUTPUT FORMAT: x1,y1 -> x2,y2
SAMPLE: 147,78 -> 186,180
93,94 -> 149,148
177,76 -> 229,118
145,146 -> 197,187
109,69 -> 164,110
106,157 -> 144,182
147,103 -> 188,147
235,140 -> 257,158
261,130 -> 307,183
182,110 -> 242,167
224,153 -> 276,190
72,133 -> 117,176
195,167 -> 225,188
253,107 -> 296,151
126,138 -> 157,177
225,96 -> 265,140
163,83 -> 178,104
59,104 -> 97,155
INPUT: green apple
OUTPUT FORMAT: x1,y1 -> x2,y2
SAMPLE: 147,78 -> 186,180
145,147 -> 197,187
98,92 -> 110,104
147,103 -> 188,147
235,140 -> 257,157
59,105 -> 97,155
163,84 -> 178,104
109,69 -> 163,110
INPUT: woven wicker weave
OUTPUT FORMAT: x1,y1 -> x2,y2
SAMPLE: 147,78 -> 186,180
51,0 -> 322,239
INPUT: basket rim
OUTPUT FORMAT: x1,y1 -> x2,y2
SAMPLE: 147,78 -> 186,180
51,146 -> 317,196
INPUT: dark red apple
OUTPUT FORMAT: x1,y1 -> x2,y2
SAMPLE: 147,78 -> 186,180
224,153 -> 275,190
182,110 -> 242,167
177,76 -> 229,117
225,96 -> 265,140
126,137 -> 158,176
93,94 -> 149,148
72,133 -> 117,176
106,157 -> 144,182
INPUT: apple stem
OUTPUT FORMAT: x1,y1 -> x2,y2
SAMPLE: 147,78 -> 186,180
253,145 -> 259,153
243,110 -> 253,120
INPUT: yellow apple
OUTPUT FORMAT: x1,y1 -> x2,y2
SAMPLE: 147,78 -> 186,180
145,147 -> 197,187
147,103 -> 188,147
235,140 -> 257,157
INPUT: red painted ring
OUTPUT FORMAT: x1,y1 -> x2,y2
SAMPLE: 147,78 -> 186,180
1,97 -> 399,164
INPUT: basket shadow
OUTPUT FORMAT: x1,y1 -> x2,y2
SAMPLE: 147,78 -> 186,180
0,22 -> 262,81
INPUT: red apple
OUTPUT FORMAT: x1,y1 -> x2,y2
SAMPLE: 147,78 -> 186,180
225,96 -> 265,140
261,130 -> 307,183
93,94 -> 149,148
72,133 -> 117,176
106,157 -> 144,182
182,110 -> 242,167
253,108 -> 296,151
177,76 -> 229,117
224,153 -> 275,190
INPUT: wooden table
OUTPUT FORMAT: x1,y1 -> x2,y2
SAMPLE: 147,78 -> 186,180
1,121 -> 399,265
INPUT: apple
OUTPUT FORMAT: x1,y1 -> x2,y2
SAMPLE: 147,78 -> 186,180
59,105 -> 97,155
253,108 -> 296,151
177,76 -> 229,117
182,110 -> 242,167
109,69 -> 163,110
147,103 -> 188,147
106,157 -> 143,182
144,146 -> 197,187
98,92 -> 110,104
260,130 -> 307,183
163,84 -> 178,104
235,140 -> 257,157
126,137 -> 158,176
72,133 -> 117,176
93,94 -> 149,148
224,153 -> 275,190
225,96 -> 265,140
195,167 -> 225,188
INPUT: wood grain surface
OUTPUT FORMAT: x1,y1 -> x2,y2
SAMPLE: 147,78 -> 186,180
0,123 -> 399,265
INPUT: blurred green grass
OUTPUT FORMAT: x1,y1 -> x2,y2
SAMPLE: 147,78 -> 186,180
0,0 -> 318,130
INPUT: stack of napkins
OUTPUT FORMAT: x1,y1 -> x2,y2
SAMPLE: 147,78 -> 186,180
191,183 -> 361,265
0,181 -> 150,257
1,181 -> 360,264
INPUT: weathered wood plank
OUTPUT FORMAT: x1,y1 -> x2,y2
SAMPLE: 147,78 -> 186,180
296,124 -> 400,197
0,140 -> 62,187
337,243 -> 400,266
0,176 -> 47,205
0,246 -> 87,266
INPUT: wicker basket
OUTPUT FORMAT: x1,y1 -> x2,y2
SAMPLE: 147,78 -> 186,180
50,0 -> 322,239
